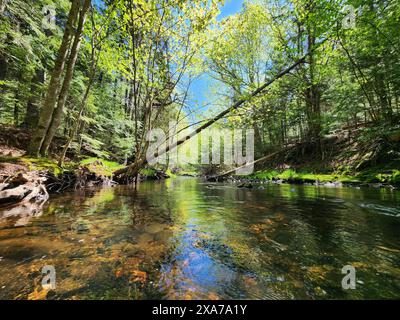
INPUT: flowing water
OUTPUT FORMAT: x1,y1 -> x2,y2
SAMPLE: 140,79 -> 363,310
0,178 -> 399,300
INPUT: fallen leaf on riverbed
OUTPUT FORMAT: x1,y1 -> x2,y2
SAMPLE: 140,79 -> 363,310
242,275 -> 257,287
265,219 -> 274,225
292,280 -> 304,289
125,257 -> 143,266
184,292 -> 194,300
250,224 -> 263,234
351,262 -> 369,269
314,286 -> 327,296
129,270 -> 147,283
115,269 -> 124,278
275,213 -> 285,221
307,265 -> 332,281
28,288 -> 49,300
208,292 -> 220,300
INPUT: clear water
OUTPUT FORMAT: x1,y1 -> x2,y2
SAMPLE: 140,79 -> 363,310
0,178 -> 399,299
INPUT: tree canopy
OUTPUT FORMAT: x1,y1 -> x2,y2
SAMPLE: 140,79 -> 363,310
0,0 -> 399,176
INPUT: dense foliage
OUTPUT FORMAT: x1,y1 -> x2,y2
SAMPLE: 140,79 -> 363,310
0,0 -> 399,173
206,0 -> 400,157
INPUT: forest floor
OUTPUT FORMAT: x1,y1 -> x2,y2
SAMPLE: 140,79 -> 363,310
232,130 -> 400,189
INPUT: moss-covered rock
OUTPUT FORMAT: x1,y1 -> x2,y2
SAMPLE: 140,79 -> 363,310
139,168 -> 170,180
79,158 -> 124,177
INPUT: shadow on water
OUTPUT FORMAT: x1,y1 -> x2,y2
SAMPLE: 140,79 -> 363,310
0,178 -> 399,299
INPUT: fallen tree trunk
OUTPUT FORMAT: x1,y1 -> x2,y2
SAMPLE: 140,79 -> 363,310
207,144 -> 299,181
114,41 -> 327,179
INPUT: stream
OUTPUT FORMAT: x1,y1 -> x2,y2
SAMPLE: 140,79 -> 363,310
0,177 -> 399,299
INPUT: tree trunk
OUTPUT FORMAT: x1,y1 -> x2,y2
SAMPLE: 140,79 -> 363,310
28,0 -> 81,157
305,29 -> 322,149
59,64 -> 96,166
23,69 -> 45,129
14,98 -> 18,126
0,54 -> 6,80
253,122 -> 263,158
0,54 -> 7,113
40,0 -> 91,156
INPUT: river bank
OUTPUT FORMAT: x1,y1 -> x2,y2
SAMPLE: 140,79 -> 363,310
2,152 -> 399,213
0,152 -> 169,219
229,168 -> 400,190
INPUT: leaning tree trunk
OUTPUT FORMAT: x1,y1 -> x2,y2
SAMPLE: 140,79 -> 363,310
28,0 -> 81,157
114,53 -> 311,179
40,0 -> 91,156
114,37 -> 328,179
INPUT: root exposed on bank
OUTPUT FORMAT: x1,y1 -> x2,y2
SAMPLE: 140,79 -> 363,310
0,162 -> 117,224
45,167 -> 117,193
0,172 -> 49,225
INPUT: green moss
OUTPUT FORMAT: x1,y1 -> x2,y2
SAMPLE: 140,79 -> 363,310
355,169 -> 400,185
236,167 -> 400,186
237,169 -> 359,184
391,170 -> 400,184
0,156 -> 64,175
139,168 -> 157,178
165,168 -> 177,178
176,170 -> 198,177
79,157 -> 124,177
336,175 -> 360,183
278,169 -> 298,180
246,170 -> 279,180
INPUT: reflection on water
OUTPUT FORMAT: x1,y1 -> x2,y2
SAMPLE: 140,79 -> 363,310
0,178 -> 399,299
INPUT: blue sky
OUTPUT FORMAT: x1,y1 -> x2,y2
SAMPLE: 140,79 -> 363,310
186,0 -> 244,120
218,0 -> 245,20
